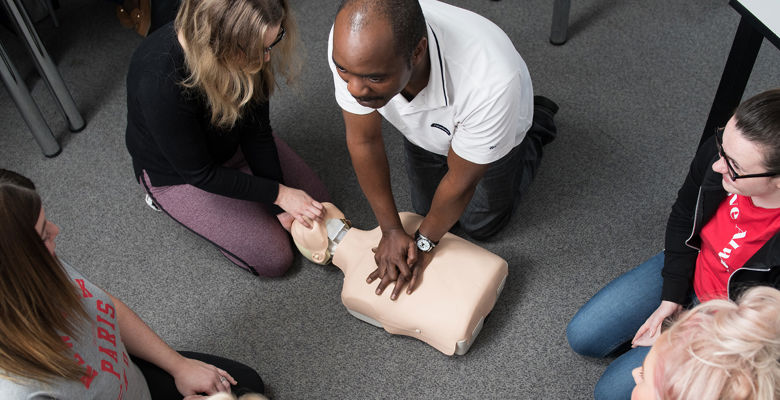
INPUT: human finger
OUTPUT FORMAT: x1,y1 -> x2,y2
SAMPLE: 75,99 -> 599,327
380,258 -> 398,281
310,201 -> 325,217
407,267 -> 421,294
390,276 -> 406,300
375,274 -> 394,295
406,241 -> 417,266
631,323 -> 650,345
216,368 -> 237,385
367,268 -> 380,283
296,215 -> 312,229
396,260 -> 412,280
214,374 -> 230,392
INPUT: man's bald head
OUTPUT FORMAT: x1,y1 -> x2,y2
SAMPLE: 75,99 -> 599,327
336,0 -> 427,63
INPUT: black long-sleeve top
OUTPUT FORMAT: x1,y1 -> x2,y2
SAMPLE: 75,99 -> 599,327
125,22 -> 282,204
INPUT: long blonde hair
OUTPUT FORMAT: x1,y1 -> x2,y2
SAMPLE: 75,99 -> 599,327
175,0 -> 300,129
654,286 -> 780,400
0,169 -> 89,382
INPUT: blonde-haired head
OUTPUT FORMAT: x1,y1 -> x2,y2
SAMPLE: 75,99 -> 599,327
175,0 -> 300,129
204,392 -> 269,400
654,286 -> 780,400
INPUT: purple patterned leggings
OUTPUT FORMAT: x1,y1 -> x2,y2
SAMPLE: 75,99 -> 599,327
141,135 -> 329,277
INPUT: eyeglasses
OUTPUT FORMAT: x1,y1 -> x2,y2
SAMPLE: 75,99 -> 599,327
714,127 -> 778,180
264,27 -> 285,55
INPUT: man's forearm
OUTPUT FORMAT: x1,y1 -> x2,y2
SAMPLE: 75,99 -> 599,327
418,171 -> 479,242
347,135 -> 404,232
418,148 -> 488,242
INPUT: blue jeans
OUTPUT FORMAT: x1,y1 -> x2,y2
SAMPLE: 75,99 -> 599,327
566,252 -> 665,400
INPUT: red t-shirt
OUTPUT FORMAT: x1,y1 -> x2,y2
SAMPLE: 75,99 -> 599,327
694,193 -> 780,301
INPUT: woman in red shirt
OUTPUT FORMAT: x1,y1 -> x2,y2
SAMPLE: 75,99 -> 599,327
567,88 -> 780,400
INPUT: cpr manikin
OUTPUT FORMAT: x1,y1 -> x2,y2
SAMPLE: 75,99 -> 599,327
291,203 -> 508,355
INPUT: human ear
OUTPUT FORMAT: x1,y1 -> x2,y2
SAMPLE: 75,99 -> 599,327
411,36 -> 427,66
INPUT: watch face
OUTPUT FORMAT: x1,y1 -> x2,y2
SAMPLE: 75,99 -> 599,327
417,238 -> 432,252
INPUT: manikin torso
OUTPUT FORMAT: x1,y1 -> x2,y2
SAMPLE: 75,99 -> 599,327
292,203 -> 508,355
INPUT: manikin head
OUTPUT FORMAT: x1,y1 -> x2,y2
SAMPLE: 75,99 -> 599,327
331,0 -> 428,109
291,202 -> 350,265
631,286 -> 780,400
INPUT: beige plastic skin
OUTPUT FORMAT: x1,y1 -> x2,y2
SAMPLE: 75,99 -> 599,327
291,203 -> 509,355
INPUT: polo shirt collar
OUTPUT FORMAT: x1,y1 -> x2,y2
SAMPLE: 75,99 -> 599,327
391,23 -> 449,115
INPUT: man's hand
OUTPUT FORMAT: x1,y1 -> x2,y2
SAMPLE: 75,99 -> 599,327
367,242 -> 435,300
366,228 -> 416,299
406,250 -> 433,295
632,300 -> 682,347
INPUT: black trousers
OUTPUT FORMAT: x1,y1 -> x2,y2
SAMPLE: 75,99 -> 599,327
403,103 -> 557,240
131,351 -> 264,399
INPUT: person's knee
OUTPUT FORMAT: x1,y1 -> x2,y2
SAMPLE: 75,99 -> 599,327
566,308 -> 622,358
250,249 -> 293,278
225,241 -> 294,278
459,211 -> 512,241
566,315 -> 600,357
593,363 -> 636,400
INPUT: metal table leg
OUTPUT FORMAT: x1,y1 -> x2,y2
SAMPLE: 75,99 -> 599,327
550,0 -> 571,45
0,42 -> 61,157
1,0 -> 85,132
699,16 -> 763,147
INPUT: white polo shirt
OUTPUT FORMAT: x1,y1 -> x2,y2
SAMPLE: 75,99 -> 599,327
328,0 -> 534,165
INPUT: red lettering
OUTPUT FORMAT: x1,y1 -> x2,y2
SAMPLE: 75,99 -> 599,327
96,300 -> 115,318
101,359 -> 120,380
61,336 -> 73,348
116,371 -> 126,400
75,279 -> 93,298
73,352 -> 85,366
97,314 -> 116,330
122,352 -> 129,366
97,327 -> 117,347
99,346 -> 118,363
80,366 -> 98,389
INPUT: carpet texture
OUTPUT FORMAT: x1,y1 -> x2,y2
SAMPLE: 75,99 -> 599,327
1,0 -> 779,398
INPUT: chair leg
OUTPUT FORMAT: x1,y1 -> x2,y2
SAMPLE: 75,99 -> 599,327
38,0 -> 59,27
550,0 -> 571,45
0,42 -> 61,157
1,0 -> 85,132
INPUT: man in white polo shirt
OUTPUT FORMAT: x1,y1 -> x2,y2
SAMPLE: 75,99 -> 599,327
329,0 -> 558,299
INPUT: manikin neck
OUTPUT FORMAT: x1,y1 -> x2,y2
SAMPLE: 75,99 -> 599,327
326,218 -> 351,273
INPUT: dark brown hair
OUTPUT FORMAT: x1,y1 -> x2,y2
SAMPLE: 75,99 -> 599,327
735,88 -> 780,173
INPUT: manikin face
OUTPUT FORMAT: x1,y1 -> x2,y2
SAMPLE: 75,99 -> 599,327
331,10 -> 415,109
712,117 -> 780,200
290,202 -> 346,264
35,207 -> 59,256
631,340 -> 661,400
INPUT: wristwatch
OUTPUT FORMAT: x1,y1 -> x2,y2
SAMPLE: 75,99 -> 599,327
414,229 -> 438,253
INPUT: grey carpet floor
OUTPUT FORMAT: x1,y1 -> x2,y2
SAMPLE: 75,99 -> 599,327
1,0 -> 779,399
